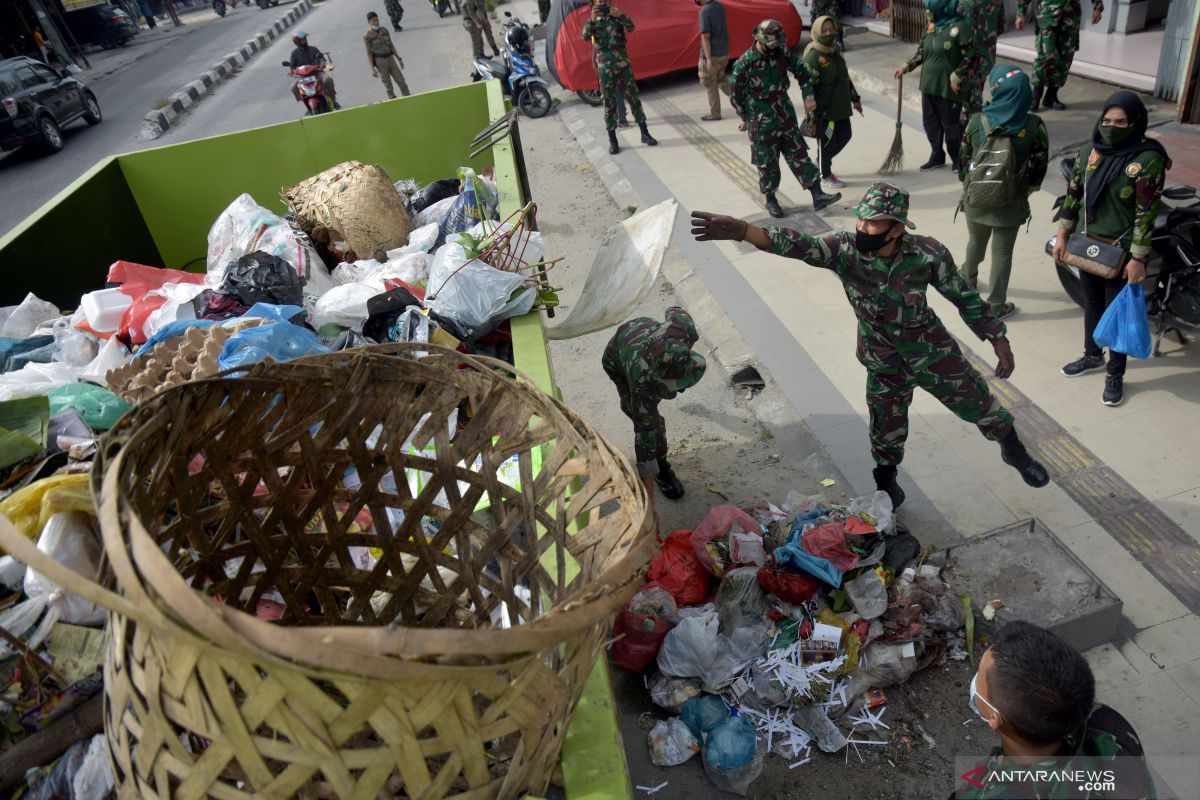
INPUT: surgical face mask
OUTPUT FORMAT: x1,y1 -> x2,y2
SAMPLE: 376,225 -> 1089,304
855,228 -> 891,253
1098,125 -> 1134,146
969,672 -> 1002,722
371,22 -> 381,29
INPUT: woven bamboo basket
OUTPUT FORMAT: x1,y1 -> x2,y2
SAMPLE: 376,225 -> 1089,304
283,161 -> 413,261
0,345 -> 653,800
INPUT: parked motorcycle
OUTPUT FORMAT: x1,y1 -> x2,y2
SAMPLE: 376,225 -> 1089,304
257,0 -> 281,8
282,59 -> 334,116
431,0 -> 460,17
472,11 -> 552,118
1047,157 -> 1200,355
213,0 -> 242,16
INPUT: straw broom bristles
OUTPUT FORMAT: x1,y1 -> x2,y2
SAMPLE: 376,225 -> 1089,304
878,74 -> 904,175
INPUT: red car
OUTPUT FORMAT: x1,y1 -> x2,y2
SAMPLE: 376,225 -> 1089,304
545,0 -> 804,104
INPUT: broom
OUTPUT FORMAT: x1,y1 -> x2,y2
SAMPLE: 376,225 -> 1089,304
878,74 -> 904,175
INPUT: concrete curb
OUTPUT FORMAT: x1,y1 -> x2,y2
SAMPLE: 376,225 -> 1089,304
140,0 -> 315,139
557,100 -> 852,487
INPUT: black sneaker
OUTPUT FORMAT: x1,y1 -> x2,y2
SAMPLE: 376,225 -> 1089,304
1102,374 -> 1124,407
992,302 -> 1016,320
1061,354 -> 1105,377
919,158 -> 946,171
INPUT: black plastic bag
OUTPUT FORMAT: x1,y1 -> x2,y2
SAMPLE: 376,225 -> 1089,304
218,251 -> 303,307
409,178 -> 460,215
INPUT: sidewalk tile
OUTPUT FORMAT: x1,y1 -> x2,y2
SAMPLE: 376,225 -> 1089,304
1132,615 -> 1200,670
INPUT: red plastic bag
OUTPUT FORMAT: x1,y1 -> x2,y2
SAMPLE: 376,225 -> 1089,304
106,261 -> 206,290
648,530 -> 709,606
611,582 -> 678,672
756,566 -> 819,604
692,505 -> 762,578
118,291 -> 167,344
801,521 -> 860,572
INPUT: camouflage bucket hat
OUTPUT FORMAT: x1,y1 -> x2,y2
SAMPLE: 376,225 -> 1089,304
850,182 -> 917,229
753,19 -> 786,48
660,349 -> 707,394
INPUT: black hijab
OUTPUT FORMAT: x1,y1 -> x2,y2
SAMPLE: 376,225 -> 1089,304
1084,91 -> 1171,225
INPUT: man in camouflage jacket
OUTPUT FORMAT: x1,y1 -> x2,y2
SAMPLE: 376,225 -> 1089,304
383,0 -> 403,31
1016,0 -> 1105,110
731,19 -> 841,219
581,0 -> 658,154
602,307 -> 707,504
690,182 -> 1049,508
956,0 -> 1006,125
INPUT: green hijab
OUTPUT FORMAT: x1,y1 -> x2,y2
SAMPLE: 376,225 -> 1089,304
982,65 -> 1032,136
924,0 -> 958,28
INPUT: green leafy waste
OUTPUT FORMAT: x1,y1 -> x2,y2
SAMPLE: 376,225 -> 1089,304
0,396 -> 50,471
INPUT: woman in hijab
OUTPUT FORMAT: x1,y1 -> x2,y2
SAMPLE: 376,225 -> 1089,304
1051,91 -> 1169,407
894,0 -> 981,171
803,15 -> 863,189
958,66 -> 1049,320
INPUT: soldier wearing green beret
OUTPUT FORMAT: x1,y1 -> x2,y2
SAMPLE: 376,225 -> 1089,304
690,182 -> 1049,508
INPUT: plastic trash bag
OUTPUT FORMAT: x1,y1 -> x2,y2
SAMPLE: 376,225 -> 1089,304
0,335 -> 56,373
647,530 -> 709,606
47,384 -> 131,431
848,490 -> 895,535
1094,283 -> 1152,359
730,531 -> 766,568
373,253 -> 431,288
657,610 -> 768,691
715,566 -> 767,633
611,582 -> 678,672
650,674 -> 702,714
547,199 -> 678,340
802,521 -> 860,572
703,719 -> 764,796
23,511 -> 105,629
773,539 -> 843,587
0,555 -> 25,590
26,733 -> 114,800
793,703 -> 848,753
843,641 -> 919,700
2,294 -> 59,339
0,473 -> 93,543
680,694 -> 729,737
330,259 -> 381,286
414,195 -> 457,229
693,505 -> 764,578
436,167 -> 499,248
217,322 -> 330,371
647,718 -> 700,766
426,241 -> 533,329
78,337 -> 130,387
312,283 -> 379,329
51,320 -> 99,367
387,308 -> 432,344
0,361 -> 80,402
219,251 -> 305,308
756,564 -> 819,604
845,570 -> 888,620
409,178 -> 460,216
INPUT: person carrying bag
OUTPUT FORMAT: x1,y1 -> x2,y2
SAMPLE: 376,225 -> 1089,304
1051,91 -> 1169,407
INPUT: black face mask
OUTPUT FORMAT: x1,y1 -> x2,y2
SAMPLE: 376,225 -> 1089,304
855,229 -> 891,253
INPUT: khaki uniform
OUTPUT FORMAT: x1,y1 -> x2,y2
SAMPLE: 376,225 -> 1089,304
462,0 -> 499,57
364,26 -> 409,99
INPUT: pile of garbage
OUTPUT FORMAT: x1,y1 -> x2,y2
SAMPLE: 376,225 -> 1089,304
615,492 -> 972,795
0,162 -> 560,798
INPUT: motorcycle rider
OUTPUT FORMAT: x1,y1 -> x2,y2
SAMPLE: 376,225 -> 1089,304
289,32 -> 340,110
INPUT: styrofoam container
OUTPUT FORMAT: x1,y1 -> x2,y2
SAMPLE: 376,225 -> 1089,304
80,288 -> 132,333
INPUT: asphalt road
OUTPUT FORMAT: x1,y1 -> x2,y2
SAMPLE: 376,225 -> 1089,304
0,0 -> 370,238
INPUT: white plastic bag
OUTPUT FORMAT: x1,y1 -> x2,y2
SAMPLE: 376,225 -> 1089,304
331,259 -> 382,286
142,282 -> 207,340
25,511 -> 106,626
648,718 -> 700,767
376,252 -> 431,286
311,283 -> 379,329
547,199 -> 677,340
72,734 -> 115,800
729,531 -> 766,567
847,490 -> 895,535
845,570 -> 888,619
413,196 -> 456,229
2,293 -> 60,339
79,336 -> 130,388
649,674 -> 702,714
0,361 -> 80,401
51,319 -> 99,367
656,610 -> 767,692
0,555 -> 26,591
426,242 -> 532,329
386,222 -> 440,258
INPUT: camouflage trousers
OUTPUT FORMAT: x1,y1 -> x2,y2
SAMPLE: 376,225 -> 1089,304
864,331 -> 1013,466
537,0 -> 550,23
959,49 -> 994,125
601,351 -> 666,473
468,19 -> 499,57
1032,12 -> 1079,91
598,58 -> 646,130
383,0 -> 403,28
749,119 -> 820,195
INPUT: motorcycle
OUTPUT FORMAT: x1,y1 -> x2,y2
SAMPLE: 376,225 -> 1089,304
431,0 -> 460,17
212,0 -> 242,16
282,58 -> 334,116
256,0 -> 280,8
472,11 -> 552,118
1046,157 -> 1200,356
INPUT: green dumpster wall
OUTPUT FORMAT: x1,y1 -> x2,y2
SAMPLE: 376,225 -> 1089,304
0,79 -> 632,800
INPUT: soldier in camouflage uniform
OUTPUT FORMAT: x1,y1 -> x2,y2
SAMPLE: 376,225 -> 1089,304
1016,0 -> 1104,110
538,0 -> 550,23
690,182 -> 1049,508
602,307 -> 707,502
956,0 -> 1006,126
731,19 -> 841,219
581,0 -> 658,155
462,0 -> 500,59
383,0 -> 403,31
957,621 -> 1154,800
809,0 -> 846,50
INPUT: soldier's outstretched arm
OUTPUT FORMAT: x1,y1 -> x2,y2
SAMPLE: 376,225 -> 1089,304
690,211 -> 838,269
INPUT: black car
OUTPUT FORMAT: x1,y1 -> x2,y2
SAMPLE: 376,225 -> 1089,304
62,4 -> 139,50
0,57 -> 102,154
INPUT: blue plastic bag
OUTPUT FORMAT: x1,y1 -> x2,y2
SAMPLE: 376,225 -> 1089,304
1093,283 -> 1152,359
217,322 -> 330,371
703,715 -> 758,772
772,540 -> 844,587
680,694 -> 729,738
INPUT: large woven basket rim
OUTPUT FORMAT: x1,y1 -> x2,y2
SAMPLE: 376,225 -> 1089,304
94,345 -> 655,677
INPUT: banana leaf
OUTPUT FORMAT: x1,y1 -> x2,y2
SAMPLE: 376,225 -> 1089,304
0,396 -> 50,470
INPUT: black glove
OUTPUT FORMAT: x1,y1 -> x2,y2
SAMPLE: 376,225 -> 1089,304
690,211 -> 748,242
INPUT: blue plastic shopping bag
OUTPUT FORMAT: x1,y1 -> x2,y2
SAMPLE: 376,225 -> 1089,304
1093,283 -> 1152,359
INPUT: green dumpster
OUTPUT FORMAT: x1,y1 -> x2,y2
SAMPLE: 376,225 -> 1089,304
0,80 -> 632,800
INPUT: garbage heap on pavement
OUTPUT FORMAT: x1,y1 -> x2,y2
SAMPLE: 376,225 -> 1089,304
614,493 -> 972,796
0,161 -> 557,799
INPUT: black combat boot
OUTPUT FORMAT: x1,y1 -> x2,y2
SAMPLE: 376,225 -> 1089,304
811,186 -> 841,212
872,465 -> 906,510
999,428 -> 1050,487
639,121 -> 658,146
765,193 -> 784,218
656,458 -> 685,500
1044,87 -> 1066,111
608,129 -> 619,155
1030,84 -> 1044,111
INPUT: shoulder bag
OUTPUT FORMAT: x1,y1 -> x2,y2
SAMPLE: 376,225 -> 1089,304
1061,169 -> 1129,280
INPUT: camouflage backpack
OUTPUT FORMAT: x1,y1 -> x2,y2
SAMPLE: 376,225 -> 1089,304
963,116 -> 1025,209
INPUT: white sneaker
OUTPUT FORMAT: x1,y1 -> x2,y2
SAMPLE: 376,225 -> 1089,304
824,174 -> 846,189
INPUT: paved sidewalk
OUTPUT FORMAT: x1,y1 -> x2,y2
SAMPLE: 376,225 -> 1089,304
528,9 -> 1200,796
